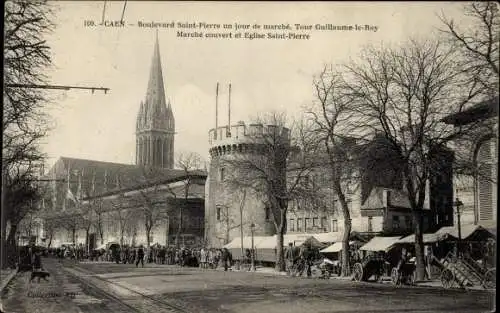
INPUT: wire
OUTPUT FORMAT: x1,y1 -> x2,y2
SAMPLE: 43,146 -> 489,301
101,0 -> 107,24
120,0 -> 127,23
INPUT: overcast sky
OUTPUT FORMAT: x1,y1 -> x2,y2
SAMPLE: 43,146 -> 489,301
40,1 -> 465,169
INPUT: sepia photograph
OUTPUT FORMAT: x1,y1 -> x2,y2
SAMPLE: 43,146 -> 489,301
1,1 -> 498,312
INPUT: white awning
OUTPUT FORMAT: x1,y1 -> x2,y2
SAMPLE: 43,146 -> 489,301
435,224 -> 495,240
360,236 -> 402,252
223,236 -> 269,249
313,232 -> 343,243
397,233 -> 443,244
320,241 -> 355,253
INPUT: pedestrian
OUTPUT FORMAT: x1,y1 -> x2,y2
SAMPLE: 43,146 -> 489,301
245,248 -> 252,271
285,243 -> 295,276
221,248 -> 232,271
200,247 -> 207,269
136,245 -> 145,268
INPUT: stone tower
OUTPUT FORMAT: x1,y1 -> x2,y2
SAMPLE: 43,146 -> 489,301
136,34 -> 175,168
205,122 -> 290,248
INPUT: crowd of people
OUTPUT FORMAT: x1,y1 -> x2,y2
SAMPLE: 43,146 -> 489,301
47,244 -> 237,271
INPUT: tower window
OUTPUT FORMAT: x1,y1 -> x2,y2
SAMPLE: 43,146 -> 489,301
331,219 -> 338,232
265,207 -> 271,221
220,168 -> 225,181
216,206 -> 221,221
368,216 -> 373,232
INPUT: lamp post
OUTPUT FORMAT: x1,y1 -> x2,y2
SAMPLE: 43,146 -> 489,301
250,223 -> 255,271
453,197 -> 463,256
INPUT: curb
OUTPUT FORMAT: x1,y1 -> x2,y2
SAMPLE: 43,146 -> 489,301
0,270 -> 18,294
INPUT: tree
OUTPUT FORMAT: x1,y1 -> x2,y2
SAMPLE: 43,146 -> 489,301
59,212 -> 82,246
129,166 -> 171,248
439,2 -> 499,98
223,113 -> 317,271
172,152 -> 203,248
43,218 -> 58,248
341,39 -> 485,280
2,161 -> 44,267
111,201 -> 137,247
88,197 -> 106,245
2,0 -> 54,268
308,66 -> 363,276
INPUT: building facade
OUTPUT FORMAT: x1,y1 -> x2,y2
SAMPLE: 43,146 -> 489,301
286,135 -> 453,238
443,97 -> 498,226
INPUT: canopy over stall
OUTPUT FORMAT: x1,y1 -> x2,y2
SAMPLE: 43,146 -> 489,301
360,236 -> 403,252
435,224 -> 496,241
397,233 -> 444,244
223,236 -> 268,249
320,241 -> 355,253
397,224 -> 496,245
313,232 -> 343,243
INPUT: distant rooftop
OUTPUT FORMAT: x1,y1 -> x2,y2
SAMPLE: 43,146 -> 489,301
442,97 -> 498,126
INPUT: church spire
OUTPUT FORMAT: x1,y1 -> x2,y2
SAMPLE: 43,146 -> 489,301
145,31 -> 167,114
136,33 -> 175,169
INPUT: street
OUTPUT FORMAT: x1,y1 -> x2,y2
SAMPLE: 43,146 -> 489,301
0,258 -> 495,313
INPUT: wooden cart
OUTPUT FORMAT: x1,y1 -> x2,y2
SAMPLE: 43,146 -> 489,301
390,261 -> 416,286
352,255 -> 388,282
439,252 -> 496,289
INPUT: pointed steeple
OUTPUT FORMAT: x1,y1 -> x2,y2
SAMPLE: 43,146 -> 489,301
145,31 -> 167,116
136,32 -> 175,169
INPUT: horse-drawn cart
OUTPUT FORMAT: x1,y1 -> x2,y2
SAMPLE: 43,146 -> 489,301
352,254 -> 388,282
390,259 -> 416,286
438,252 -> 496,289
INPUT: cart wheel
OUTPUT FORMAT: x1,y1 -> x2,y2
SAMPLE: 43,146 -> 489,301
352,263 -> 363,282
391,267 -> 399,285
482,268 -> 496,289
441,269 -> 454,289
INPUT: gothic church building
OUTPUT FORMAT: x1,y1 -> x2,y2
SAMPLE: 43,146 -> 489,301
39,36 -> 206,249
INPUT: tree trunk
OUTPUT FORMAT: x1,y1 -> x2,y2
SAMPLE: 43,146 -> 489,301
98,220 -> 104,245
5,224 -> 18,268
275,209 -> 287,272
120,231 -> 124,247
85,228 -> 90,254
72,227 -> 76,245
341,218 -> 352,277
175,205 -> 183,248
146,225 -> 151,248
47,232 -> 53,249
413,209 -> 425,281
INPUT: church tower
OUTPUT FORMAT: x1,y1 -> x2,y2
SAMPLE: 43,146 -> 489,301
136,33 -> 175,169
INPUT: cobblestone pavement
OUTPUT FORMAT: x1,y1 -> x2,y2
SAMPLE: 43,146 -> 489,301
72,262 -> 495,313
0,258 -> 138,313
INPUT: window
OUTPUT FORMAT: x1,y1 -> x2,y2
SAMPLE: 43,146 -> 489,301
321,217 -> 327,230
297,218 -> 303,232
265,207 -> 271,221
304,218 -> 310,231
331,219 -> 338,232
289,219 -> 295,231
216,206 -> 221,221
368,216 -> 373,232
404,216 -> 412,229
393,215 -> 400,229
220,168 -> 225,181
312,217 -> 319,227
